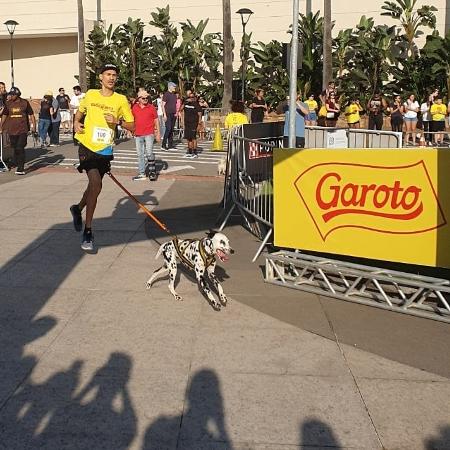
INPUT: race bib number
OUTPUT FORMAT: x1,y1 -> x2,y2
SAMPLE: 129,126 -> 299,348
92,126 -> 112,144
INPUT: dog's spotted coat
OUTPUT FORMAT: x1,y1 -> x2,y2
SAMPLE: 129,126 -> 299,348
146,232 -> 233,310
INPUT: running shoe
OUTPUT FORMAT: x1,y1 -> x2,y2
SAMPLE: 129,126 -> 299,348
70,204 -> 83,232
81,230 -> 94,252
15,170 -> 26,175
132,174 -> 146,181
183,153 -> 193,158
191,153 -> 199,159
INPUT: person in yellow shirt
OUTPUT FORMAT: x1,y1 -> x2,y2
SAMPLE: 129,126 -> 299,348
304,94 -> 318,125
430,97 -> 447,146
224,101 -> 249,129
344,97 -> 363,128
70,63 -> 135,252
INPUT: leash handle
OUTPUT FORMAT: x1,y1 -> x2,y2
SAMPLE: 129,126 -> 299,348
107,171 -> 171,234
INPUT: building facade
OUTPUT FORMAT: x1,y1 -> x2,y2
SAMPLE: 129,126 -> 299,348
0,0 -> 448,98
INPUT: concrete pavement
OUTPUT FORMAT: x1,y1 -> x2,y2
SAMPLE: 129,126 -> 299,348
0,165 -> 449,449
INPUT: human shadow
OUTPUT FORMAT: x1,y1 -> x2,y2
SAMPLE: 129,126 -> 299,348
1,353 -> 136,450
425,425 -> 450,449
300,418 -> 342,448
142,369 -> 233,450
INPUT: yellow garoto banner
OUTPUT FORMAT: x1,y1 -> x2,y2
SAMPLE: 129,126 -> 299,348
274,148 -> 450,268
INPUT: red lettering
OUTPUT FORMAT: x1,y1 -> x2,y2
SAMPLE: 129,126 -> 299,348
316,173 -> 340,210
316,172 -> 423,220
373,185 -> 390,208
402,186 -> 421,210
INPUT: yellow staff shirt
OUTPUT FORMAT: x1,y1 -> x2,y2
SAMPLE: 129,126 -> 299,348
305,99 -> 318,113
430,103 -> 447,121
224,112 -> 249,129
75,89 -> 134,155
345,104 -> 360,124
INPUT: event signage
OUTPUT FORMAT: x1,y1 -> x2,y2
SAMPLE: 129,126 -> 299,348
274,148 -> 450,268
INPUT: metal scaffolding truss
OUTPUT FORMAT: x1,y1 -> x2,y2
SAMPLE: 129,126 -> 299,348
265,251 -> 450,324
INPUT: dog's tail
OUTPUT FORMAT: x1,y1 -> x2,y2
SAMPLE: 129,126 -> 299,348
155,243 -> 165,260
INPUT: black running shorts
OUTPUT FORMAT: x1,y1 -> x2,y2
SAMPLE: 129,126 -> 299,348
184,125 -> 198,141
78,144 -> 112,177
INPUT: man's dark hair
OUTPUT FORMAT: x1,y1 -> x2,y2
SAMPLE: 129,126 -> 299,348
0,81 -> 5,87
73,85 -> 81,92
231,101 -> 245,114
59,87 -> 65,92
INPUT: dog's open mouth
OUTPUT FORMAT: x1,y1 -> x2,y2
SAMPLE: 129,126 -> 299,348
216,249 -> 229,262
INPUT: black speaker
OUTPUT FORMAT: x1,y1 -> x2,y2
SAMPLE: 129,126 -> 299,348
282,42 -> 303,71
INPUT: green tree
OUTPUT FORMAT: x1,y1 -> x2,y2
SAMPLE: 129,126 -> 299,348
247,40 -> 289,107
381,0 -> 437,58
421,30 -> 450,97
338,16 -> 397,103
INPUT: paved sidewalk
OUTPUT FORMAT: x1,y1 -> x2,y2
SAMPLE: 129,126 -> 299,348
0,170 -> 449,449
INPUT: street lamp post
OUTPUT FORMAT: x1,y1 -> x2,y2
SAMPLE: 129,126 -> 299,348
4,20 -> 18,87
236,8 -> 253,102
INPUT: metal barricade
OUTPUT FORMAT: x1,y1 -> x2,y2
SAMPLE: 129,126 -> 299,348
304,126 -> 402,149
220,125 -> 403,261
220,126 -> 281,261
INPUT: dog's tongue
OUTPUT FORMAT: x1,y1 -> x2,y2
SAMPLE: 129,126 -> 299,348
217,249 -> 229,262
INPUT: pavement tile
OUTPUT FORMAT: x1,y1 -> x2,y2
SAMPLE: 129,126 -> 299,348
34,315 -> 197,376
199,297 -> 303,331
190,326 -> 349,377
342,344 -> 449,382
178,371 -> 380,449
72,289 -> 202,329
356,378 -> 450,449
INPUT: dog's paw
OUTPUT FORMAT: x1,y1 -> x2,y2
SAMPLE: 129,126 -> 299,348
210,300 -> 222,311
146,282 -> 152,290
174,294 -> 183,301
219,295 -> 228,306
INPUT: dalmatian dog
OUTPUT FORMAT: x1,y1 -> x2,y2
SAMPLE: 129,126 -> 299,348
146,231 -> 234,310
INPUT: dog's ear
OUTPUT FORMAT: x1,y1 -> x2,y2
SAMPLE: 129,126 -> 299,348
205,229 -> 218,239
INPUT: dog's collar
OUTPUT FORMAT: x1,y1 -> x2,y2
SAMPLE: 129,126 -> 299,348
199,238 -> 215,269
173,237 -> 215,270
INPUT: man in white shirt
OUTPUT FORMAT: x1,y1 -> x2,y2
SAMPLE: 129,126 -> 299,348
70,85 -> 85,139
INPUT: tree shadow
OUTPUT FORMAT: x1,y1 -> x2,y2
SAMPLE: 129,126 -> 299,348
300,418 -> 342,448
142,368 -> 233,450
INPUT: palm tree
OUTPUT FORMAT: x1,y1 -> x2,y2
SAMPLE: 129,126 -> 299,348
322,0 -> 332,89
222,0 -> 232,110
77,0 -> 87,91
381,0 -> 437,58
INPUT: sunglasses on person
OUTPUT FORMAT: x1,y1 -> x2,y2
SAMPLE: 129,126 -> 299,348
140,97 -> 149,101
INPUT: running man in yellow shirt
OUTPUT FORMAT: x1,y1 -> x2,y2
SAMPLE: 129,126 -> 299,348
430,97 -> 447,146
70,63 -> 135,251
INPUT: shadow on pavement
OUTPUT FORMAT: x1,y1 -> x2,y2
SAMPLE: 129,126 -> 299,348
300,418 -> 342,448
142,369 -> 233,449
425,425 -> 450,449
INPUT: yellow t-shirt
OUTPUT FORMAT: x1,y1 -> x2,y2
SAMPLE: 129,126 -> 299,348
75,89 -> 134,154
430,103 -> 447,121
305,99 -> 318,113
224,112 -> 249,129
345,104 -> 360,124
